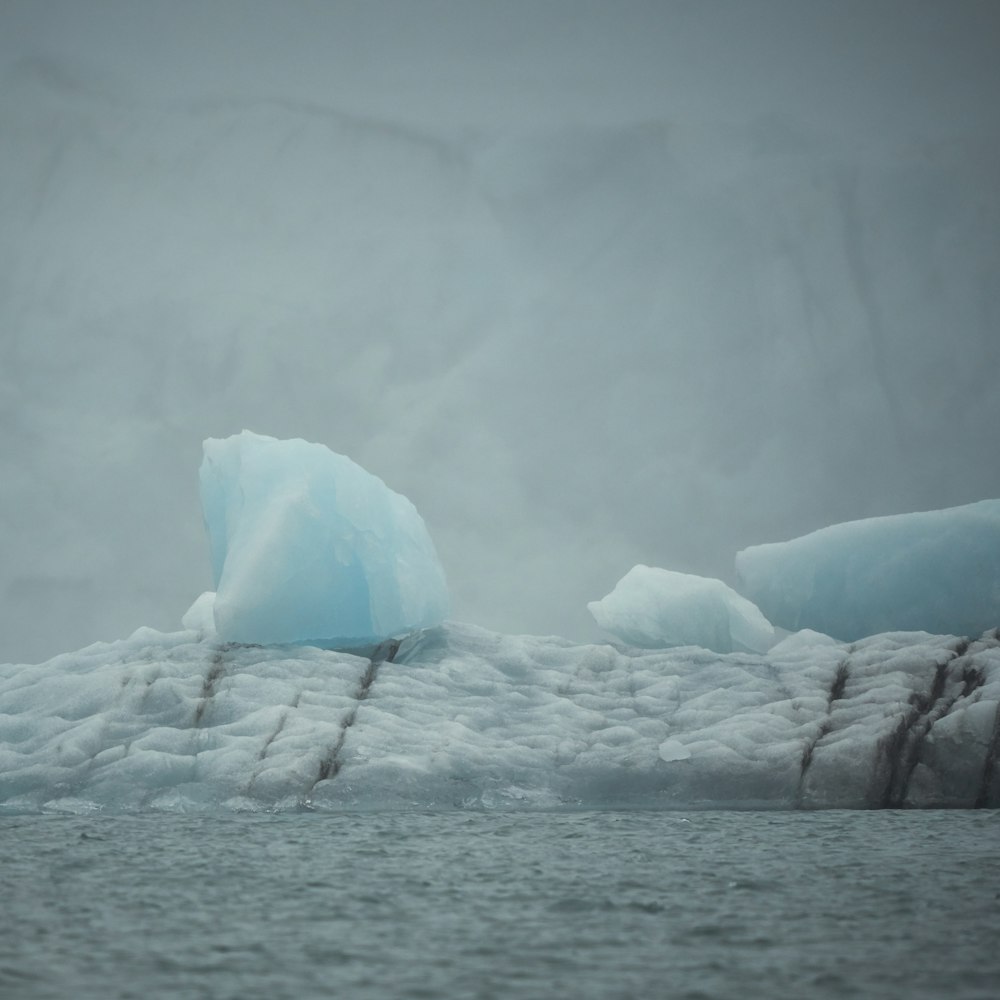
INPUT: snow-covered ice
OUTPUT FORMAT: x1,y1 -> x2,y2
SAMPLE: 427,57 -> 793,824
736,500 -> 1000,641
2,622 -> 997,813
200,431 -> 450,648
589,565 -> 774,654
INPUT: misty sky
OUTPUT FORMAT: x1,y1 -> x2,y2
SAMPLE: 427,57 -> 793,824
2,1 -> 999,663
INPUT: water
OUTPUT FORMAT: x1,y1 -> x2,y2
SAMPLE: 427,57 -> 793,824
2,809 -> 998,1000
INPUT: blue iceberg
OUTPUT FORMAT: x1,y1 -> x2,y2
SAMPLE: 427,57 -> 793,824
735,500 -> 1000,642
588,565 -> 774,654
200,431 -> 450,648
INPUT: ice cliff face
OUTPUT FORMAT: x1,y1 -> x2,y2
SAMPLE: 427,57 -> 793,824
2,623 -> 997,813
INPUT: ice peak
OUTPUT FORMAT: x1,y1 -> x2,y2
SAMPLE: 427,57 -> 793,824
199,431 -> 450,648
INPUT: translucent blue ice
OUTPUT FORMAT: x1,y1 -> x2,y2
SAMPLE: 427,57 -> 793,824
736,499 -> 1000,641
200,431 -> 450,647
588,564 -> 774,654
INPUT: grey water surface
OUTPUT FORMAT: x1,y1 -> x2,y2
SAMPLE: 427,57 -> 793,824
2,809 -> 998,1000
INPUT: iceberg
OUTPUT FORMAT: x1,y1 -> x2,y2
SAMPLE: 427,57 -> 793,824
200,431 -> 450,648
736,500 -> 1000,642
589,565 -> 774,654
1,622 -> 997,812
3,440 -> 997,814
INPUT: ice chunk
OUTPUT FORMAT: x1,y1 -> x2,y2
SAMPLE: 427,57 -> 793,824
736,500 -> 1000,641
588,564 -> 774,654
199,431 -> 450,647
658,739 -> 692,763
181,591 -> 217,637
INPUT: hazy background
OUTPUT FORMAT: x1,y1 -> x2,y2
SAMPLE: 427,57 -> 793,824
2,0 -> 999,663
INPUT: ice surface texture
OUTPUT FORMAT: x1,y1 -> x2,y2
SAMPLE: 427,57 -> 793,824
589,565 -> 774,654
200,431 -> 450,647
736,500 -> 1000,642
2,623 -> 998,812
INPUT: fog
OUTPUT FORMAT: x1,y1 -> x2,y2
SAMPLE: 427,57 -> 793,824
2,0 -> 999,663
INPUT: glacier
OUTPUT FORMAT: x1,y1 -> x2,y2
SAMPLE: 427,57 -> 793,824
736,500 -> 1000,642
200,431 -> 450,648
589,564 -> 774,654
1,622 -> 997,813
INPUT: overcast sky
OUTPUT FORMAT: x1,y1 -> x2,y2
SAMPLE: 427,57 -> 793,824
5,0 -> 1000,136
2,1 -> 999,662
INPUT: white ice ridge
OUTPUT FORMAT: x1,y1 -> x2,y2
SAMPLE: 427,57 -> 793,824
736,499 -> 1000,642
589,565 -> 774,654
2,623 -> 998,813
200,431 -> 450,647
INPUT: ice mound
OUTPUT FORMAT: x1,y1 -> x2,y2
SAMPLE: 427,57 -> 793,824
1,623 -> 998,812
736,500 -> 1000,642
589,565 -> 774,654
200,431 -> 450,647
